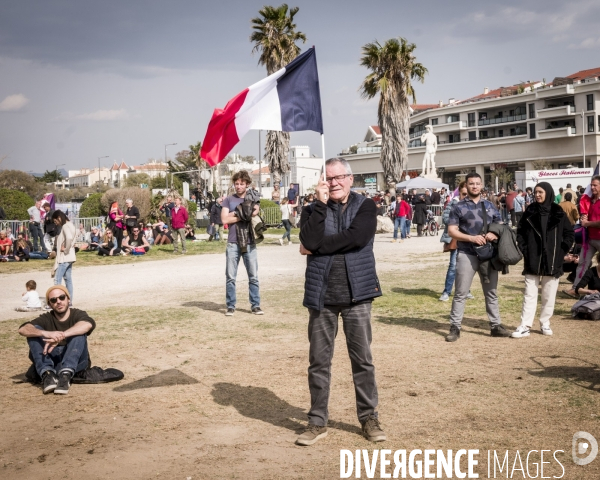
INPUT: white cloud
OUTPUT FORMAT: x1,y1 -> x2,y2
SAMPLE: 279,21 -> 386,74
569,37 -> 600,49
0,93 -> 29,111
75,109 -> 130,121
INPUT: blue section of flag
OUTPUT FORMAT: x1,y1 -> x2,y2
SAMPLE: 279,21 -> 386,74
277,48 -> 324,134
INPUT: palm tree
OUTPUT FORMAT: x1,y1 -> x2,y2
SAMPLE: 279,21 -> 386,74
360,38 -> 427,192
250,4 -> 306,186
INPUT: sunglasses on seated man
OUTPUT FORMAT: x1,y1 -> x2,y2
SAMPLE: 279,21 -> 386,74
49,294 -> 67,304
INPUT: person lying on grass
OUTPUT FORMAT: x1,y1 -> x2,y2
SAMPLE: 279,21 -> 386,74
18,286 -> 95,395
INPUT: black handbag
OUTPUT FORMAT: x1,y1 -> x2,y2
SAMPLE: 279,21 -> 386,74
473,202 -> 495,261
125,218 -> 136,227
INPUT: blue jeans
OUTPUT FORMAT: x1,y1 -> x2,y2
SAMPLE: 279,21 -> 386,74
442,249 -> 458,295
226,243 -> 260,309
29,222 -> 47,252
282,219 -> 292,241
29,251 -> 49,260
393,217 -> 402,239
54,262 -> 74,302
403,218 -> 411,238
28,326 -> 89,376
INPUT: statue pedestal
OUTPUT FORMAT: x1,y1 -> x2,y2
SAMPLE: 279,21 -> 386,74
420,172 -> 443,183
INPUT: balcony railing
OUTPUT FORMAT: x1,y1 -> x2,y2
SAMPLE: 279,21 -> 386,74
356,146 -> 382,154
408,133 -> 527,148
478,113 -> 526,126
409,130 -> 426,139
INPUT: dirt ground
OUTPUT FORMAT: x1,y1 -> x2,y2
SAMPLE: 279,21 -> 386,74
1,234 -> 600,479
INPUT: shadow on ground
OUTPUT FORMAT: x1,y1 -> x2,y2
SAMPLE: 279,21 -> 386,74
182,301 -> 253,314
376,315 -> 491,338
182,301 -> 225,313
390,287 -> 441,300
527,356 -> 600,392
114,368 -> 198,392
211,382 -> 362,435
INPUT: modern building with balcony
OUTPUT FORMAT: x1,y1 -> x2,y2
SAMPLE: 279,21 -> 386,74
343,67 -> 600,190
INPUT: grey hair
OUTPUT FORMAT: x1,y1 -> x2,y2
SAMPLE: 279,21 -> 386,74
126,198 -> 133,203
325,157 -> 352,175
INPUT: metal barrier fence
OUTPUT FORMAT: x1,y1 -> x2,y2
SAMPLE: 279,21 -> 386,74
261,207 -> 282,227
0,217 -> 106,238
260,205 -> 445,229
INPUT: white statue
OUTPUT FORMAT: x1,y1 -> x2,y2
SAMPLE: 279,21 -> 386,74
420,125 -> 437,177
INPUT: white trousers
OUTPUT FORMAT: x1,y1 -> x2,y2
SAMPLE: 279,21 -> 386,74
520,275 -> 560,328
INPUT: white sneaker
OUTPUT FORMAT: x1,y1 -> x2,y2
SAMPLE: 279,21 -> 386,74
511,325 -> 531,338
541,325 -> 553,336
439,293 -> 450,302
279,239 -> 284,246
466,292 -> 475,300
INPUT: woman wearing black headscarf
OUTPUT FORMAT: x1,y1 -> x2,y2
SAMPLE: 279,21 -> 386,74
513,182 -> 574,338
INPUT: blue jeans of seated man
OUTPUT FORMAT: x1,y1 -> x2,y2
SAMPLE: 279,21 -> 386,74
226,243 -> 260,309
54,262 -> 74,302
28,326 -> 89,377
442,249 -> 458,296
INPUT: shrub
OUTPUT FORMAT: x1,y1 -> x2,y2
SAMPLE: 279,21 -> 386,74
79,193 -> 105,218
101,187 -> 152,222
0,188 -> 35,220
186,200 -> 197,217
259,199 -> 279,209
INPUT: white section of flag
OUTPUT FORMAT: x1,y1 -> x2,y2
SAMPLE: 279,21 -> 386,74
234,67 -> 286,140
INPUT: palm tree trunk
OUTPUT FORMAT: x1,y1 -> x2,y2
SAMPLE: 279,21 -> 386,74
265,130 -> 290,187
378,86 -> 409,195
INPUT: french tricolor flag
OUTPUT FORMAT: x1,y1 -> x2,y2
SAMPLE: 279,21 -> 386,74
201,48 -> 323,167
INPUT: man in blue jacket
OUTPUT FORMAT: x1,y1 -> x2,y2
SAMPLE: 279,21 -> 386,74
296,157 -> 385,446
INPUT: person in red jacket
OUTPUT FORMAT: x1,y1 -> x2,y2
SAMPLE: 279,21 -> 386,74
391,194 -> 410,243
170,197 -> 189,254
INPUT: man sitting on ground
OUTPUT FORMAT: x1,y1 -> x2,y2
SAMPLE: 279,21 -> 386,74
122,226 -> 150,255
18,286 -> 95,395
0,230 -> 13,255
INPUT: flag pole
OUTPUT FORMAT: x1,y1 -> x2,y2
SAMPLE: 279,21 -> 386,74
321,134 -> 326,179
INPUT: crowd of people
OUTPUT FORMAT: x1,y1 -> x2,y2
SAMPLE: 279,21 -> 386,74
10,161 -> 600,450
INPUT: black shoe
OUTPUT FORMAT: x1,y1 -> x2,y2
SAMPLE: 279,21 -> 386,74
252,307 -> 264,315
225,308 -> 235,316
445,325 -> 461,342
54,372 -> 72,395
42,371 -> 58,394
491,325 -> 511,337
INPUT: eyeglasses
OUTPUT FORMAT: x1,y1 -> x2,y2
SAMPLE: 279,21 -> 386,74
49,294 -> 67,304
325,174 -> 352,184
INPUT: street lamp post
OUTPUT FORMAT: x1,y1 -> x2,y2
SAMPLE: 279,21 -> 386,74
164,143 -> 177,190
97,156 -> 109,189
581,110 -> 586,168
55,163 -> 65,186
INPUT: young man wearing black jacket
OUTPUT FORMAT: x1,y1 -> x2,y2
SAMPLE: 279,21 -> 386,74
296,157 -> 385,446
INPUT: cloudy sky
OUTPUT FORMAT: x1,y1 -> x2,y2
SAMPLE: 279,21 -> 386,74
1,0 -> 599,173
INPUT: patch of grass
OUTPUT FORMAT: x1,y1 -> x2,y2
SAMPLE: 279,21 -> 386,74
1,240 -> 228,274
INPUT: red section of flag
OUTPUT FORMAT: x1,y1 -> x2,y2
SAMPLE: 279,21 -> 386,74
200,88 -> 249,167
